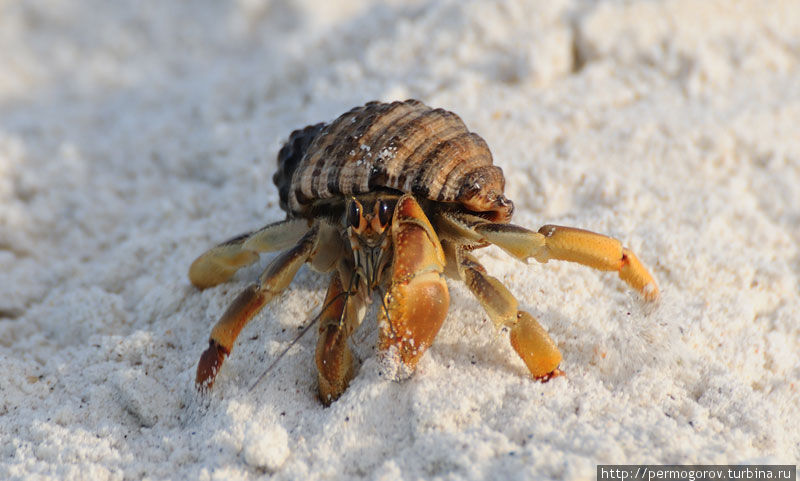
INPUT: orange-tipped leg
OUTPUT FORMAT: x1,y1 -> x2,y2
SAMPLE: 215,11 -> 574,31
195,226 -> 319,392
447,245 -> 563,381
196,285 -> 268,391
439,212 -> 659,301
378,195 -> 450,379
533,225 -> 659,301
432,213 -> 658,382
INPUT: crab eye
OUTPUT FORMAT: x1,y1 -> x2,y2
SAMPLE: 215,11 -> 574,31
377,200 -> 392,227
347,200 -> 362,228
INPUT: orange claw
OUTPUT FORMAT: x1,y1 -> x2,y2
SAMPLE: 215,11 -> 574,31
378,195 -> 450,378
380,271 -> 450,375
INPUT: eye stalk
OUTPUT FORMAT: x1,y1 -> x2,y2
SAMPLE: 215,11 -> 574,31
347,199 -> 362,229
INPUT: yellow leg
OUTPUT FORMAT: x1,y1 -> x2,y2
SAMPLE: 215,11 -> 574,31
196,226 -> 318,391
189,218 -> 309,289
440,215 -> 659,301
379,195 -> 450,379
446,244 -> 562,380
509,312 -> 563,381
531,225 -> 658,301
315,272 -> 365,405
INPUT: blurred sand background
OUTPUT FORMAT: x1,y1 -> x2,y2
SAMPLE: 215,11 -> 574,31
1,1 -> 798,480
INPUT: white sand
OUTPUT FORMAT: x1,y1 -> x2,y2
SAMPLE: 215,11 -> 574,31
1,1 -> 798,479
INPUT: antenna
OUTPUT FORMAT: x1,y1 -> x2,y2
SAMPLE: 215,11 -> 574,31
247,289 -> 351,393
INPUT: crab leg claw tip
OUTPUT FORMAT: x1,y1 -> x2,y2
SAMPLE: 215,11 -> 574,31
196,340 -> 229,392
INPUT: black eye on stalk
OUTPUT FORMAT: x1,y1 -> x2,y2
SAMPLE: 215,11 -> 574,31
347,200 -> 362,228
377,200 -> 392,227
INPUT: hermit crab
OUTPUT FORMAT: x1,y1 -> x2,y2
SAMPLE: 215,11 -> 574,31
190,99 -> 658,404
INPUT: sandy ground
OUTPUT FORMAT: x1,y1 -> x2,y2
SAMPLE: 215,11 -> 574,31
1,1 -> 799,480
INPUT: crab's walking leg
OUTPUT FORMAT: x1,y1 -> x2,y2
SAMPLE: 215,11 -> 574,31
486,224 -> 658,300
315,272 -> 365,405
442,242 -> 562,380
379,195 -> 450,379
196,225 -> 319,391
440,214 -> 658,301
189,218 -> 309,289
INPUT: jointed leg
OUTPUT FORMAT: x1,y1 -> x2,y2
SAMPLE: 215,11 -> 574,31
439,213 -> 659,301
442,241 -> 562,379
189,218 -> 310,289
196,225 -> 319,391
315,271 -> 366,405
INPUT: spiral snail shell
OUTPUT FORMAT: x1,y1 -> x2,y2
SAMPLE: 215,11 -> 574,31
275,99 -> 512,222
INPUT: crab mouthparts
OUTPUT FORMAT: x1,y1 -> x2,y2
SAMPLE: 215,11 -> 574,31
357,245 -> 385,291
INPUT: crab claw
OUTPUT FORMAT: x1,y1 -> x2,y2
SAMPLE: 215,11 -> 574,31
378,195 -> 450,379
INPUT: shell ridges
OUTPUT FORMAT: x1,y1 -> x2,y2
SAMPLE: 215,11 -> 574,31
275,100 -> 512,222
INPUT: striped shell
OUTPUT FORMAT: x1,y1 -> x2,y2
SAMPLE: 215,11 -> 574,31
274,99 -> 513,222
